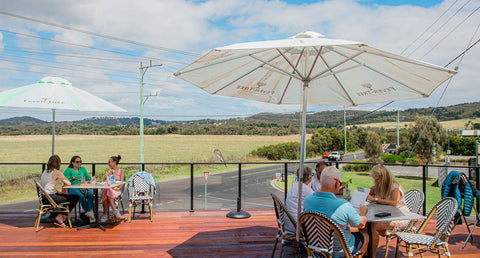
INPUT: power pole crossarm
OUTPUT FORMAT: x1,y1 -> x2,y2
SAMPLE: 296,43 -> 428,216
139,61 -> 162,163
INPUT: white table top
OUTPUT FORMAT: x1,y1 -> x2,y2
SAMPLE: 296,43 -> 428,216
64,181 -> 125,189
365,203 -> 425,222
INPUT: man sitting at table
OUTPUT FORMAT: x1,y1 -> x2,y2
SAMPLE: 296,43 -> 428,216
304,166 -> 369,257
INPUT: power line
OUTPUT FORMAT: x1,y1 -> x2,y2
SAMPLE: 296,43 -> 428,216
405,0 -> 474,57
0,10 -> 201,58
420,5 -> 480,59
401,0 -> 460,55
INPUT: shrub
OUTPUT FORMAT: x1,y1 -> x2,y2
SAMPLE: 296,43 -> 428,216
382,154 -> 404,164
342,161 -> 373,172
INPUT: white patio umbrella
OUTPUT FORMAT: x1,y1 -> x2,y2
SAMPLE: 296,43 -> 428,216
174,31 -> 457,237
0,76 -> 127,154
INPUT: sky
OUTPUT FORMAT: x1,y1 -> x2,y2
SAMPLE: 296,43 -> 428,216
0,0 -> 478,122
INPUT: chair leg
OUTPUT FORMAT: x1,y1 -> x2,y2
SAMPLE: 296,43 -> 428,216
66,211 -> 72,228
128,203 -> 132,222
271,236 -> 279,258
149,202 -> 153,222
34,211 -> 42,232
395,239 -> 400,258
385,236 -> 391,258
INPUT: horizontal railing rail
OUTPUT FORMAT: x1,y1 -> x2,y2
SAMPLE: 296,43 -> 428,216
1,160 -> 478,215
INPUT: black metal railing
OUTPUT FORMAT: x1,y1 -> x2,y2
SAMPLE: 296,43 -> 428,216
1,160 -> 478,216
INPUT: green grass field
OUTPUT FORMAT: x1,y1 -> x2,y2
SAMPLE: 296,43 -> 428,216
0,134 -> 302,202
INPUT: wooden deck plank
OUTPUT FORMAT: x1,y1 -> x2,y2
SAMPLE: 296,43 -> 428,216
0,209 -> 479,257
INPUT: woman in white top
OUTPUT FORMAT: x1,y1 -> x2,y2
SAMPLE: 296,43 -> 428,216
285,166 -> 314,232
40,155 -> 79,227
366,164 -> 408,256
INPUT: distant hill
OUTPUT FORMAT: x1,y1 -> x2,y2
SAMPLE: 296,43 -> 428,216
0,102 -> 479,135
0,116 -> 47,125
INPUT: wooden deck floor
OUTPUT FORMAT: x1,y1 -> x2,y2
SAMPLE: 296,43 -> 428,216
0,209 -> 479,257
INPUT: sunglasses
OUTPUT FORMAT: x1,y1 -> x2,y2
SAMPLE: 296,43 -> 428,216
75,161 -> 82,164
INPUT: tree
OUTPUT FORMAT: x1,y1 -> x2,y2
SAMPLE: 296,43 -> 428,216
408,116 -> 447,162
364,131 -> 382,161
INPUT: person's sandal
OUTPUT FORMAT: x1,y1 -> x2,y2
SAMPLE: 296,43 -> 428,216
54,221 -> 67,228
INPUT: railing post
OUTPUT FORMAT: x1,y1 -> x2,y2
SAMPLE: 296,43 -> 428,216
141,163 -> 145,171
226,163 -> 251,219
422,165 -> 427,216
42,163 -> 46,173
190,163 -> 194,212
284,162 -> 288,201
92,164 -> 96,176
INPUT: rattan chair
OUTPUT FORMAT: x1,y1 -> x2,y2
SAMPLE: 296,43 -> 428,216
395,197 -> 458,258
299,210 -> 362,258
384,188 -> 425,258
128,174 -> 154,222
33,177 -> 72,231
270,193 -> 298,258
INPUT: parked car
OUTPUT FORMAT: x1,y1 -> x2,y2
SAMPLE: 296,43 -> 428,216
328,151 -> 343,161
322,151 -> 331,158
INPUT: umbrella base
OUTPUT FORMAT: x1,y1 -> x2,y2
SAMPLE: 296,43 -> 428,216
226,210 -> 251,219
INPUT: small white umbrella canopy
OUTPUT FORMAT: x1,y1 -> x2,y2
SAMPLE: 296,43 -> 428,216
0,76 -> 127,154
174,31 -> 457,238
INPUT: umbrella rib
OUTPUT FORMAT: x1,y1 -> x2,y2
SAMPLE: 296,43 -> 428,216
310,50 -> 364,80
275,48 -> 305,81
249,52 -> 304,81
175,48 -> 270,75
305,46 -> 323,80
278,48 -> 305,104
329,46 -> 430,96
212,52 -> 286,94
318,54 -> 357,106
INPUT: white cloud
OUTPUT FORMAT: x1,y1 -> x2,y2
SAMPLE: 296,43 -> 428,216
0,0 -> 478,121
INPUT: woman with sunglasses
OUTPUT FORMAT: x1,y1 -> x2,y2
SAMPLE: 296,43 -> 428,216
64,155 -> 95,223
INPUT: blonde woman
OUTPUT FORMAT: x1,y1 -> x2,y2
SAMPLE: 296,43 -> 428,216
40,155 -> 79,227
366,165 -> 408,256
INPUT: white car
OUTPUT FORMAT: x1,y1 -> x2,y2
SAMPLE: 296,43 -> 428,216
328,151 -> 343,161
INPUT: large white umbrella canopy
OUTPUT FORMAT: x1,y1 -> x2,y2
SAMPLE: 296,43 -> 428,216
0,76 -> 127,154
174,31 -> 457,236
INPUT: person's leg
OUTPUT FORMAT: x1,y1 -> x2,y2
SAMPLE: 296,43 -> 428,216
86,189 -> 94,212
68,188 -> 87,213
357,230 -> 370,257
371,222 -> 393,256
50,194 -> 69,224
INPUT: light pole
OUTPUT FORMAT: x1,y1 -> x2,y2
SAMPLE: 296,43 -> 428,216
139,61 -> 162,163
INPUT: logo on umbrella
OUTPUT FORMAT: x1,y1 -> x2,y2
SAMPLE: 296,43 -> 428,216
23,97 -> 64,104
357,83 -> 397,97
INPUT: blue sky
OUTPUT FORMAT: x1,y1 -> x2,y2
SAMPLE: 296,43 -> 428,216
0,0 -> 478,122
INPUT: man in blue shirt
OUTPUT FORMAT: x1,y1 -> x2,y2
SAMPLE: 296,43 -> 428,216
304,166 -> 369,257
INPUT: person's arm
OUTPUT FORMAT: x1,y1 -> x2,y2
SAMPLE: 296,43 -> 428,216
54,170 -> 71,194
82,167 -> 91,181
366,186 -> 377,202
357,204 -> 368,229
375,188 -> 401,207
63,168 -> 73,183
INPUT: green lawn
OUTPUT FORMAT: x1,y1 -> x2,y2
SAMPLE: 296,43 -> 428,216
278,171 -> 441,211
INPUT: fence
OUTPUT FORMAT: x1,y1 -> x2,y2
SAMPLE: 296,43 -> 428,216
0,161 -> 478,215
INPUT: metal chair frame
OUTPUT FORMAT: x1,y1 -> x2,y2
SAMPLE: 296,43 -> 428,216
384,188 -> 425,258
270,192 -> 298,258
128,175 -> 154,222
395,197 -> 458,258
33,177 -> 72,231
299,210 -> 362,258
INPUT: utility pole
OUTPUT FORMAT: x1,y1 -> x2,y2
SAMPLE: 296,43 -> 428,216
396,110 -> 400,154
344,107 -> 347,154
139,61 -> 162,163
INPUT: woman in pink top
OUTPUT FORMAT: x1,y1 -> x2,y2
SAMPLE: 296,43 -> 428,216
100,155 -> 125,222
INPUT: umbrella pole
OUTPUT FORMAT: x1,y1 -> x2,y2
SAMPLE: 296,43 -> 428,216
296,81 -> 308,241
52,109 -> 55,155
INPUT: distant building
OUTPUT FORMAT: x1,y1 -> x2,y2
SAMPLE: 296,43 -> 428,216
461,130 -> 480,137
